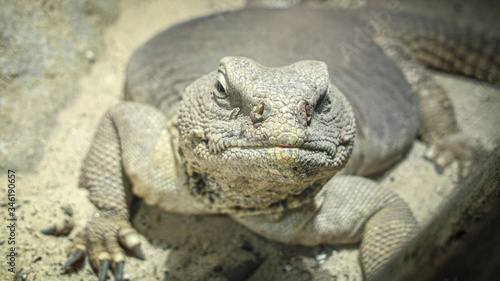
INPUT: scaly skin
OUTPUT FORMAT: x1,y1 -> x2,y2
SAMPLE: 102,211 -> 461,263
44,7 -> 499,281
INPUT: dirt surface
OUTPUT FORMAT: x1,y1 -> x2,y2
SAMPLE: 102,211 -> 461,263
2,1 -> 499,281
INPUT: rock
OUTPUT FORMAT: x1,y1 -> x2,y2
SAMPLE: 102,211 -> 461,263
0,0 -> 119,172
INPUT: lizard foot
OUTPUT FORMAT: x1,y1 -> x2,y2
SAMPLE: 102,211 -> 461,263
423,133 -> 488,179
60,214 -> 144,281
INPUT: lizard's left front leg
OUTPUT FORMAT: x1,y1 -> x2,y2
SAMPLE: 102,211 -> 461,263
231,175 -> 417,280
374,37 -> 490,179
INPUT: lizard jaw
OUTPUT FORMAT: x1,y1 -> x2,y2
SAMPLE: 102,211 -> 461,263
205,137 -> 338,160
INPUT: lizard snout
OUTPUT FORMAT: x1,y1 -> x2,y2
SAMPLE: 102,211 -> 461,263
251,98 -> 311,147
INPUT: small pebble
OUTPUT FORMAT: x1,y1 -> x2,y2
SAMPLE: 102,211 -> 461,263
85,50 -> 95,62
316,253 -> 328,263
435,185 -> 443,195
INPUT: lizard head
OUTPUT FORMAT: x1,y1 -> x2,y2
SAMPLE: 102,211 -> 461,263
178,56 -> 355,191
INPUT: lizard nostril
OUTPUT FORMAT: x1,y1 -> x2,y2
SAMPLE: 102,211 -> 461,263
301,101 -> 312,125
251,100 -> 271,124
256,101 -> 265,116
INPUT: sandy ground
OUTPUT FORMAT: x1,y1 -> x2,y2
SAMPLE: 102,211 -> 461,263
2,1 -> 499,280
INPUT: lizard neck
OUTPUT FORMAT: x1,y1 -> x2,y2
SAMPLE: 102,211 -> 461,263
186,167 -> 328,212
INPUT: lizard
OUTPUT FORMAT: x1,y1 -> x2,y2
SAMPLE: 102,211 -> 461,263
43,6 -> 499,281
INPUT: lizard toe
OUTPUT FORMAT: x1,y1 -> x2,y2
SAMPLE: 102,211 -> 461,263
424,134 -> 488,179
106,235 -> 127,280
114,260 -> 125,281
62,231 -> 88,271
118,226 -> 145,259
98,259 -> 110,281
42,217 -> 74,236
61,248 -> 86,270
458,159 -> 474,181
424,144 -> 454,173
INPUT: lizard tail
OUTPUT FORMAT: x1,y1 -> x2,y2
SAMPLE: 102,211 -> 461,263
381,13 -> 500,84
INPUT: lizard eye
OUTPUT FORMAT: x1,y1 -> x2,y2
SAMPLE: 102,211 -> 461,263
213,72 -> 228,100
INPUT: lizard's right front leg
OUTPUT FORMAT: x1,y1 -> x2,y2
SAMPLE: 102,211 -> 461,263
62,102 -> 179,281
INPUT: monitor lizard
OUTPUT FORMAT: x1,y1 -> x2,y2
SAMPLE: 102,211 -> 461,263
43,7 -> 499,281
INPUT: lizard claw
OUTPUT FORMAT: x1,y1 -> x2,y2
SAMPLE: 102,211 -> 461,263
41,218 -> 74,236
98,259 -> 110,281
41,225 -> 58,235
132,244 -> 145,260
457,159 -> 474,180
114,261 -> 124,281
118,226 -> 145,259
61,249 -> 86,270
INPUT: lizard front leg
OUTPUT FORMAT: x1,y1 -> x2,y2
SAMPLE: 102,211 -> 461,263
231,175 -> 417,280
62,102 -> 180,280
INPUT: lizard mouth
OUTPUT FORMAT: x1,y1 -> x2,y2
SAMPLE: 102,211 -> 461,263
189,142 -> 342,183
180,137 -> 348,184
204,138 -> 338,159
